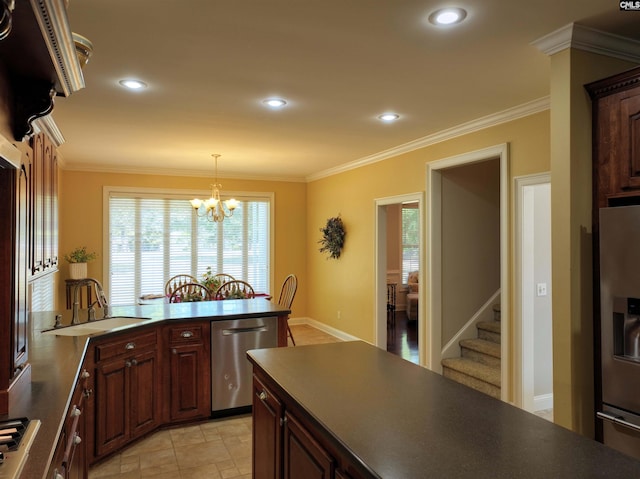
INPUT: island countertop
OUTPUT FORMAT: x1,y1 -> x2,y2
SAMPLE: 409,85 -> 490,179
5,298 -> 289,479
247,341 -> 640,478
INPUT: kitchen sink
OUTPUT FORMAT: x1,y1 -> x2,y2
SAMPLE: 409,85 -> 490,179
42,317 -> 151,336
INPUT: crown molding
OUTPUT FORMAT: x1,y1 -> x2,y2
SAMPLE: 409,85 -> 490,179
306,97 -> 550,182
60,162 -> 307,183
531,23 -> 640,63
32,114 -> 65,147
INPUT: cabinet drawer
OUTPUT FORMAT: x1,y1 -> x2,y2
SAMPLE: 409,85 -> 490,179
168,324 -> 204,344
95,330 -> 157,362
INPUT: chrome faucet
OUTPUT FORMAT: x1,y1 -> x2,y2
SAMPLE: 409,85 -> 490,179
71,278 -> 110,325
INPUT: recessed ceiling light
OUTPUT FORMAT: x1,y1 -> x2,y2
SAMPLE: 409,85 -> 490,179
428,7 -> 467,26
378,113 -> 400,122
119,79 -> 147,90
263,98 -> 287,108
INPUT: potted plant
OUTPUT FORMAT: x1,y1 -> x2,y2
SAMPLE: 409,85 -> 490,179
64,246 -> 97,280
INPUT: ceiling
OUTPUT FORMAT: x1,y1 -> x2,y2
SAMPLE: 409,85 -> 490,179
50,0 -> 640,181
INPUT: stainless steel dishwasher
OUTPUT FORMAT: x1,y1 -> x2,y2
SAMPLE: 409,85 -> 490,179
211,316 -> 278,414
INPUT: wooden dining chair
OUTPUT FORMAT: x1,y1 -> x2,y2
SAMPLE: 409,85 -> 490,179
214,280 -> 255,300
277,274 -> 298,345
165,274 -> 198,297
169,282 -> 212,303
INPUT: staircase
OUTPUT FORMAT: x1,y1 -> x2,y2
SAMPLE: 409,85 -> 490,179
441,304 -> 501,399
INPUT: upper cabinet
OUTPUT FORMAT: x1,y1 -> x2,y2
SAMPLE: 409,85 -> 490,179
30,132 -> 58,277
0,0 -> 86,141
587,65 -> 640,209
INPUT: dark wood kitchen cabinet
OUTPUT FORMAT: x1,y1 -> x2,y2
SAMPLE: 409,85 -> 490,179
163,321 -> 211,423
0,143 -> 29,414
252,372 -> 360,479
87,329 -> 160,462
30,131 -> 59,277
587,66 -> 640,209
48,369 -> 91,479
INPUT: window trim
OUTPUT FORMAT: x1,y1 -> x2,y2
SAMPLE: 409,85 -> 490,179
102,185 -> 275,300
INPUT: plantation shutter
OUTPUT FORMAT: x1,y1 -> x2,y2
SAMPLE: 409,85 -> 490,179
108,190 -> 270,305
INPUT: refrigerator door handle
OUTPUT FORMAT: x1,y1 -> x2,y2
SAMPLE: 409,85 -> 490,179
597,411 -> 640,433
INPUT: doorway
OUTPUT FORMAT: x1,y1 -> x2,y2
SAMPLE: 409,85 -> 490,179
375,193 -> 424,365
427,144 -> 509,400
515,174 -> 553,416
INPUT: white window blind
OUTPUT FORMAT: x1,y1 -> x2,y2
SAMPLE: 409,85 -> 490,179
401,204 -> 419,284
107,190 -> 270,305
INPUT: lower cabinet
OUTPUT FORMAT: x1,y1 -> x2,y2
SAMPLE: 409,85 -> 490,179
47,369 -> 91,479
253,373 -> 364,479
89,329 -> 159,462
163,322 -> 211,422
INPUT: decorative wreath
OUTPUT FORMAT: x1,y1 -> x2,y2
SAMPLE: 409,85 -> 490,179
319,215 -> 346,259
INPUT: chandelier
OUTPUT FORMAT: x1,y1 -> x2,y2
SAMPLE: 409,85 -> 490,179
190,154 -> 238,222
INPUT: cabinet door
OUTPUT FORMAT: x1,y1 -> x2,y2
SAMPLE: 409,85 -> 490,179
95,356 -> 128,457
253,374 -> 283,479
169,343 -> 209,421
30,133 -> 44,275
165,322 -> 210,422
618,93 -> 640,190
283,411 -> 334,479
13,162 -> 28,372
129,348 -> 159,438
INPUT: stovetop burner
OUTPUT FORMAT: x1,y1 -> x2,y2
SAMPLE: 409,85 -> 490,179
0,418 -> 30,453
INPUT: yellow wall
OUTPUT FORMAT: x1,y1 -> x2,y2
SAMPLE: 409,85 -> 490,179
58,170 -> 307,316
306,111 -> 550,347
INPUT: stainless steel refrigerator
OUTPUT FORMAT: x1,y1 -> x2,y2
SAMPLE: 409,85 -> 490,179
598,205 -> 640,459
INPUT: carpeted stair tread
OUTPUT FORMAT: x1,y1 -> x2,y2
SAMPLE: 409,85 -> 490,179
477,320 -> 500,334
441,357 -> 501,387
460,338 -> 501,358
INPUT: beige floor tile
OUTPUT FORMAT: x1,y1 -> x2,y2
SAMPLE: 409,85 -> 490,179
174,441 -> 232,469
179,463 -> 222,479
139,448 -> 177,470
120,429 -> 173,457
169,424 -> 207,446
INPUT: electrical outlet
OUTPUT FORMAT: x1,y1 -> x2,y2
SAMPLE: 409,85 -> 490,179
536,283 -> 547,297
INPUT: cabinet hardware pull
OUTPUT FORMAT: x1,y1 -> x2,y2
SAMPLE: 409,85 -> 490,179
125,342 -> 136,350
259,391 -> 268,401
131,358 -> 138,366
74,435 -> 82,445
70,406 -> 82,417
83,388 -> 93,398
81,370 -> 90,379
597,411 -> 640,432
126,360 -> 132,368
54,469 -> 64,479
181,331 -> 194,338
172,348 -> 177,355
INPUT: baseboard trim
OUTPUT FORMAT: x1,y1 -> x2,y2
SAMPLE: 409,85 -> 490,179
288,317 -> 361,342
534,393 -> 553,411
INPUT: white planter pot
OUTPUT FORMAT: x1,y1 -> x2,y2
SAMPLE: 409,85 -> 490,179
69,262 -> 88,280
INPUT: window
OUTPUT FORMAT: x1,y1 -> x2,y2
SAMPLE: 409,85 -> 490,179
106,187 -> 272,305
401,203 -> 419,284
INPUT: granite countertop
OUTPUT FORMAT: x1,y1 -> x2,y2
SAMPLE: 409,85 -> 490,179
3,298 -> 289,479
247,341 -> 640,479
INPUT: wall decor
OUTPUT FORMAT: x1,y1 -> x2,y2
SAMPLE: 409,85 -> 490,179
319,215 -> 345,259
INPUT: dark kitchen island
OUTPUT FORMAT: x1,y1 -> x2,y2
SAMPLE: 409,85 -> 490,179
247,341 -> 640,478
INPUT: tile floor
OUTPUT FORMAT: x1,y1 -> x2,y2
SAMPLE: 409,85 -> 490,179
88,323 -> 341,479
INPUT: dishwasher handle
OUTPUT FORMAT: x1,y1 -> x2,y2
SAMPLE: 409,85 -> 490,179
222,326 -> 269,335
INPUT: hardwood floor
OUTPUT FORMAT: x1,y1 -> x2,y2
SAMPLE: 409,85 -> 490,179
386,310 -> 419,364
